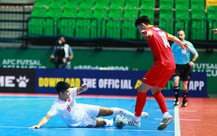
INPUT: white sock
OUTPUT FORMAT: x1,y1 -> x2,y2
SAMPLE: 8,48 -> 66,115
112,107 -> 134,117
133,116 -> 141,122
163,112 -> 170,118
105,119 -> 113,127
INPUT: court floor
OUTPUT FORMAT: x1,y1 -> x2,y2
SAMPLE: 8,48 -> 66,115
0,94 -> 179,136
1,94 -> 216,136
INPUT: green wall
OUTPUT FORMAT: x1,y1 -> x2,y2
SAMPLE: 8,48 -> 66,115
0,47 -> 216,95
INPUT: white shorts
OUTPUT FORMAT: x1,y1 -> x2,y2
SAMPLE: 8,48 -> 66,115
81,104 -> 100,128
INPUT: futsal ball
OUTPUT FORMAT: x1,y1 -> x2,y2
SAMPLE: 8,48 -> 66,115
113,114 -> 127,129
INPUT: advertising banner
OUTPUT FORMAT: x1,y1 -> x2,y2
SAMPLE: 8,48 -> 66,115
0,48 -> 215,95
35,69 -> 207,97
0,68 -> 35,92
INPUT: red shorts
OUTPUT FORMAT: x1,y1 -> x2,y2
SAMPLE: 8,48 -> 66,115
142,66 -> 175,88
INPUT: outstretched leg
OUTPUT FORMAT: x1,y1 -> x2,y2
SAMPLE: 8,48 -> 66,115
97,107 -> 136,117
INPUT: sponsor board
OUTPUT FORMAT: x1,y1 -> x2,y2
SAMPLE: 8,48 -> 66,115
0,68 -> 35,92
35,69 -> 207,97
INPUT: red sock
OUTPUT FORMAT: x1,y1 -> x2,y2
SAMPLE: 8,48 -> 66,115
154,92 -> 168,114
135,92 -> 147,117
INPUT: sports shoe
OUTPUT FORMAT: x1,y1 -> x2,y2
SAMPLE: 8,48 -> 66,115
105,119 -> 113,127
122,117 -> 141,128
182,100 -> 187,107
174,100 -> 179,106
157,114 -> 173,130
141,112 -> 148,118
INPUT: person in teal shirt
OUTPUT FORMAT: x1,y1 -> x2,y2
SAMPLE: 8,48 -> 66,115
171,29 -> 199,107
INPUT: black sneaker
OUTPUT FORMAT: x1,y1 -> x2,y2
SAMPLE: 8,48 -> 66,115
174,100 -> 179,106
182,100 -> 187,107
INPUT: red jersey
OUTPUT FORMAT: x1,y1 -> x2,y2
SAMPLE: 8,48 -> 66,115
145,27 -> 175,69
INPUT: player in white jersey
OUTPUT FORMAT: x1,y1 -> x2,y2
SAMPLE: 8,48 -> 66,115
30,81 -> 148,129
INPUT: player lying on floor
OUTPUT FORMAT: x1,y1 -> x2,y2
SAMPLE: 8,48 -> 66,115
29,81 -> 148,128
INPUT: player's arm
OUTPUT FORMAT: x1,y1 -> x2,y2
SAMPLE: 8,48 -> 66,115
76,84 -> 88,94
29,114 -> 52,129
192,52 -> 199,63
65,46 -> 74,62
168,34 -> 187,49
189,52 -> 199,67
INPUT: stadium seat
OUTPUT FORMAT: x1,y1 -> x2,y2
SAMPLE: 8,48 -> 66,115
75,7 -> 93,38
190,21 -> 208,40
139,4 -> 155,22
207,6 -> 217,20
190,11 -> 207,40
159,9 -> 174,35
28,6 -> 48,35
159,9 -> 174,19
108,4 -> 123,18
190,0 -> 205,8
78,3 -> 93,18
43,8 -> 62,35
48,0 -> 66,9
59,11 -> 77,37
31,6 -> 48,18
95,0 -> 110,5
75,19 -> 92,38
91,4 -> 108,38
105,20 -> 122,39
159,0 -> 174,10
68,0 -> 81,5
140,0 -> 155,9
104,8 -> 123,39
34,0 -> 51,7
28,19 -> 44,35
207,6 -> 217,40
110,0 -> 125,5
80,0 -> 95,6
175,10 -> 190,39
191,4 -> 204,11
63,2 -> 78,14
59,19 -> 76,37
122,7 -> 138,39
125,0 -> 140,7
122,19 -> 137,39
175,0 -> 189,11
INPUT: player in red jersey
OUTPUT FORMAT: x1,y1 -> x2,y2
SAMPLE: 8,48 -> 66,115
125,16 -> 187,130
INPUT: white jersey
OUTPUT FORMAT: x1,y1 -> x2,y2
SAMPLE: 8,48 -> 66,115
47,88 -> 99,127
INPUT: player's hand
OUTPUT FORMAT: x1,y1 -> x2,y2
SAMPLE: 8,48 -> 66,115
212,28 -> 217,34
189,61 -> 194,67
180,42 -> 188,50
29,125 -> 40,129
81,84 -> 88,92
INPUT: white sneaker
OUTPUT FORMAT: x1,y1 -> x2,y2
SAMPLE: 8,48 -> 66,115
141,112 -> 148,118
123,118 -> 141,128
157,114 -> 173,130
105,119 -> 113,127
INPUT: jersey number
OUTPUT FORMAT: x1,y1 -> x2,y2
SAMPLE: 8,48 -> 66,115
67,105 -> 71,112
158,31 -> 170,48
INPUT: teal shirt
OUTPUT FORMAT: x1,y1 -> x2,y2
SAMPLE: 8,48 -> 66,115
171,40 -> 197,65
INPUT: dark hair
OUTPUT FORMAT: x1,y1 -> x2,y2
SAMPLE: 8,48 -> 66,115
56,81 -> 70,94
135,16 -> 151,27
177,29 -> 184,32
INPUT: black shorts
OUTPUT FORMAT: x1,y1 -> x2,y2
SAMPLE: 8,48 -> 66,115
174,64 -> 191,81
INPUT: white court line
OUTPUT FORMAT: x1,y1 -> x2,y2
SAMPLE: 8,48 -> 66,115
0,125 -> 174,133
174,106 -> 181,136
180,119 -> 201,121
180,110 -> 197,113
0,126 -> 29,129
